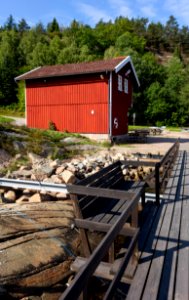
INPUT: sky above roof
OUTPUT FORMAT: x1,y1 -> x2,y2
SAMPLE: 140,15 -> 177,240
0,0 -> 188,28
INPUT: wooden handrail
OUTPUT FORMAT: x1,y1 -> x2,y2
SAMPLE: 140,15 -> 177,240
155,139 -> 179,204
59,188 -> 142,300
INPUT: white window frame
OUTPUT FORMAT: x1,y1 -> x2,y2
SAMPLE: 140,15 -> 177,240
124,78 -> 129,94
118,75 -> 122,91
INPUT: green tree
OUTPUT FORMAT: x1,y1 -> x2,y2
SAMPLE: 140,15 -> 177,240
30,42 -> 51,67
49,35 -> 63,64
0,31 -> 19,104
146,82 -> 170,124
132,52 -> 165,124
164,16 -> 179,51
47,18 -> 60,34
57,42 -> 80,64
18,18 -> 30,34
146,22 -> 164,52
94,20 -> 115,55
115,31 -> 146,54
4,15 -> 17,31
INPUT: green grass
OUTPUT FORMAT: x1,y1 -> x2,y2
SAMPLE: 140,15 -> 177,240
128,125 -> 150,131
166,126 -> 181,132
0,115 -> 14,123
0,107 -> 25,117
129,125 -> 181,132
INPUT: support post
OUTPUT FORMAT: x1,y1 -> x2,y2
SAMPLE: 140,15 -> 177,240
155,162 -> 160,205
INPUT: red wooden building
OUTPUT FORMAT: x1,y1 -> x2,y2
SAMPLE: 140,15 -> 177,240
16,56 -> 139,140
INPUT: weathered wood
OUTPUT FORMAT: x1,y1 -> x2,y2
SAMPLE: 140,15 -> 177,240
67,184 -> 136,201
74,219 -> 138,236
71,194 -> 91,257
174,151 -> 189,299
104,229 -> 139,300
126,151 -> 184,299
157,153 -> 185,300
142,153 -> 185,300
71,257 -> 132,284
60,190 -> 141,300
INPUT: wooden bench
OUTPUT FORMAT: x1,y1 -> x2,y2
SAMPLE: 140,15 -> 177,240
126,150 -> 188,299
63,161 -> 146,299
68,160 -> 145,258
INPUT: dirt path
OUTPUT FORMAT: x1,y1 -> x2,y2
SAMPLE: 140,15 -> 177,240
3,115 -> 26,126
112,130 -> 189,156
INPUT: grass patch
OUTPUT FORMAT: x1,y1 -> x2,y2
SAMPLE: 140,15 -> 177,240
0,107 -> 25,117
129,125 -> 182,132
166,126 -> 181,132
0,115 -> 14,123
128,125 -> 150,131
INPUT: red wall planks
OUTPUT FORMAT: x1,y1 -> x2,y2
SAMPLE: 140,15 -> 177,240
26,75 -> 109,133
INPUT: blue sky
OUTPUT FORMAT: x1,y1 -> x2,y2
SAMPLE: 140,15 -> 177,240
0,0 -> 189,28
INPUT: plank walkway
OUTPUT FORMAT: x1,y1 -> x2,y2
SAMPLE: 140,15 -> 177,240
126,150 -> 189,300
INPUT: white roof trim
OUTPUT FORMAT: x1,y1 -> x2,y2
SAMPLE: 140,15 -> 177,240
15,66 -> 42,81
115,56 -> 140,87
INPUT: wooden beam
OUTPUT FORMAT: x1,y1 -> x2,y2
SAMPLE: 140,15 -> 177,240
74,219 -> 138,237
104,229 -> 139,300
71,257 -> 132,284
121,160 -> 156,167
59,189 -> 141,300
67,184 -> 139,200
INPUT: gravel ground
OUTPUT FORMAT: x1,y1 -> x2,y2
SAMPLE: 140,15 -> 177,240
10,116 -> 26,126
112,130 -> 189,156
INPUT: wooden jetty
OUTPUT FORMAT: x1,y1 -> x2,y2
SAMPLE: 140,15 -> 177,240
1,140 -> 187,300
60,140 -> 189,300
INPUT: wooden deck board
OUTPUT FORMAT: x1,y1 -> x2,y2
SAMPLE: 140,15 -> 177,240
174,154 -> 189,299
142,153 -> 184,300
126,151 -> 186,300
157,155 -> 185,300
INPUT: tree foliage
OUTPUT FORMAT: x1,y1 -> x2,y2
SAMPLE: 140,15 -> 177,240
0,14 -> 189,126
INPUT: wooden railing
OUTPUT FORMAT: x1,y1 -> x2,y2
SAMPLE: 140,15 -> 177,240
59,141 -> 179,299
121,139 -> 179,205
154,139 -> 180,205
59,188 -> 143,300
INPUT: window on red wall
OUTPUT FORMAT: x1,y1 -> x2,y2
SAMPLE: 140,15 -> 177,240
124,78 -> 128,94
118,75 -> 122,91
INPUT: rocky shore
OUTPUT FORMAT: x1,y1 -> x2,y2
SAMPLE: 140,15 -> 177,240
0,150 -> 155,204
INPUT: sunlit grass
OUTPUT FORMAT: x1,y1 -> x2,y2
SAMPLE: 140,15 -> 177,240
0,115 -> 14,123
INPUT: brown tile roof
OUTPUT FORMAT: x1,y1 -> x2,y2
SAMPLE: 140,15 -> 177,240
15,57 -> 127,81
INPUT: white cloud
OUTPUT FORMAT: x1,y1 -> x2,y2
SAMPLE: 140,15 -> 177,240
108,0 -> 133,17
140,5 -> 156,18
77,2 -> 112,24
75,0 -> 189,27
164,0 -> 189,25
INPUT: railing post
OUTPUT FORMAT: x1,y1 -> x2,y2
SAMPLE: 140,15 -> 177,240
155,162 -> 160,205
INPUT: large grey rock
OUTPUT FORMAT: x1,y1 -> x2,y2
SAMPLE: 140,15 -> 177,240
61,137 -> 83,144
28,152 -> 42,163
12,169 -> 33,178
13,141 -> 25,152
